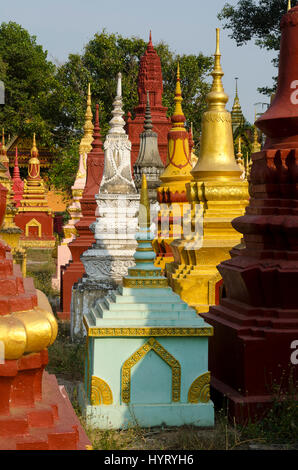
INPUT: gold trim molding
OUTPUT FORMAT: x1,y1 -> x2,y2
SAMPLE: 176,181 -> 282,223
90,376 -> 113,405
188,372 -> 211,403
121,337 -> 181,404
83,320 -> 213,338
25,218 -> 42,237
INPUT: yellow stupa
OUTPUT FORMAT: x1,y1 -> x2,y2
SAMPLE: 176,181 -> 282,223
153,64 -> 193,270
166,28 -> 249,313
63,83 -> 94,241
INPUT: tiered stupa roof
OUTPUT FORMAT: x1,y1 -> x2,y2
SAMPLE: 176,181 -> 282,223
231,78 -> 245,132
133,91 -> 164,200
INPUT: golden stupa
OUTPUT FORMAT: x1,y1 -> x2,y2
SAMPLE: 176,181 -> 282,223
166,29 -> 249,313
153,64 -> 193,270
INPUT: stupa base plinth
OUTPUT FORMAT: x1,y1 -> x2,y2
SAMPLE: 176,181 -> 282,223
210,376 -> 274,425
79,384 -> 214,430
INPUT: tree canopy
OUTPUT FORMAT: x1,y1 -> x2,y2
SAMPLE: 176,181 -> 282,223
218,0 -> 296,94
0,24 -> 213,194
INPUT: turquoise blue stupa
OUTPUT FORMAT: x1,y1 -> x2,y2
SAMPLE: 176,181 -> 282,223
79,175 -> 214,429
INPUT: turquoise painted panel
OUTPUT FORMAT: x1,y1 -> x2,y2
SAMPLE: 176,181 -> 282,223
130,350 -> 172,404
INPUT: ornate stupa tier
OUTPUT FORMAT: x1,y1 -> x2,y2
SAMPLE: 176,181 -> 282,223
133,91 -> 164,201
231,78 -> 245,132
166,29 -> 249,313
100,73 -> 136,194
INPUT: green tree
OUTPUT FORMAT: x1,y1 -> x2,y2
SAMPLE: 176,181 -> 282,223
48,30 -> 213,192
0,25 -> 213,194
0,21 -> 57,144
218,0 -> 296,94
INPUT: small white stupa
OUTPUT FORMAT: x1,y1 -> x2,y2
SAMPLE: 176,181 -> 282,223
71,73 -> 140,340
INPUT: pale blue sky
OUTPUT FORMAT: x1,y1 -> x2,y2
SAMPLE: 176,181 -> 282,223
1,0 -> 277,123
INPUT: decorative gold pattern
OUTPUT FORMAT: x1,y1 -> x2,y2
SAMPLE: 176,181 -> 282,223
188,372 -> 211,403
121,338 -> 181,403
83,320 -> 213,338
123,277 -> 168,288
90,376 -> 113,405
25,218 -> 42,237
19,239 -> 56,248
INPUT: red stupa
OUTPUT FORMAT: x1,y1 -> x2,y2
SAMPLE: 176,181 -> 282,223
0,182 -> 91,450
125,32 -> 171,167
201,6 -> 298,423
12,147 -> 24,208
58,104 -> 104,320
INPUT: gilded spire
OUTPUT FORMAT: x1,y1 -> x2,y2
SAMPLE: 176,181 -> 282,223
252,110 -> 261,153
159,63 -> 192,188
28,133 -> 41,181
231,77 -> 244,131
79,83 -> 94,155
191,28 -> 242,181
31,133 -> 38,157
139,174 -> 150,228
236,137 -> 244,172
172,63 -> 185,126
288,0 -> 291,11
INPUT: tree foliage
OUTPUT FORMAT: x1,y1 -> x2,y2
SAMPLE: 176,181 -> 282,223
0,25 -> 213,194
0,22 -> 57,144
218,0 -> 296,94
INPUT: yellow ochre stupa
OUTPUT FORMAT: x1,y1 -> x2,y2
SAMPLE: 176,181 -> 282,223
166,28 -> 249,313
153,64 -> 193,270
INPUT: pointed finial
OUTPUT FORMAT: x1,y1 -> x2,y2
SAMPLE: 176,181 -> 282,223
288,0 -> 292,11
90,103 -> 102,150
172,62 -> 185,124
139,173 -> 150,228
235,77 -> 239,97
144,91 -> 153,131
216,28 -> 221,55
117,72 -> 122,97
108,74 -> 126,134
87,82 -> 91,103
208,28 -> 228,109
31,133 -> 38,156
149,30 -> 152,43
80,83 -> 94,154
238,137 -> 242,154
